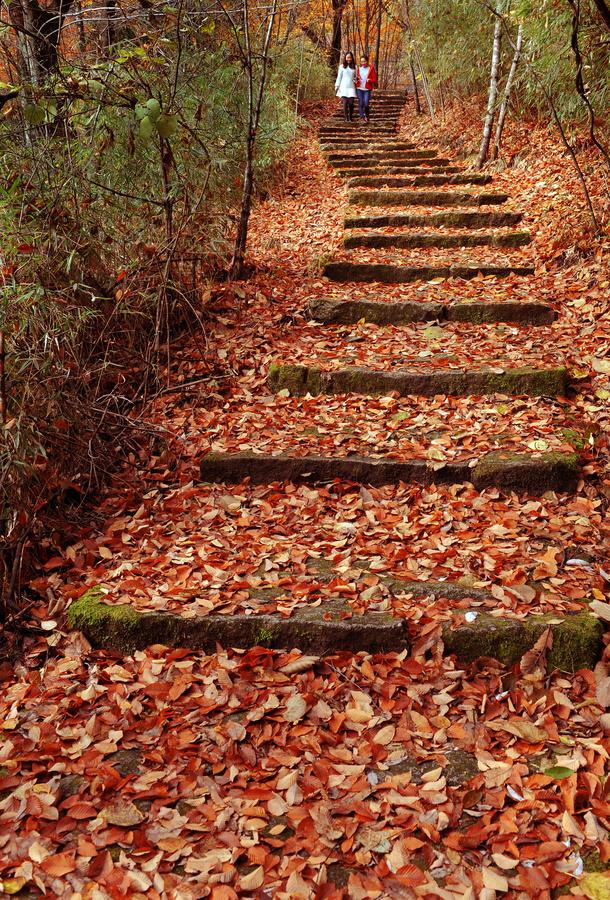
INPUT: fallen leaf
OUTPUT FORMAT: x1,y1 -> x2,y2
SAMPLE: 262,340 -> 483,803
103,800 -> 145,827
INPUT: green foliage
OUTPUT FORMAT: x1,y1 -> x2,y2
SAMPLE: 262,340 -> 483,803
275,40 -> 335,102
0,5 -> 315,594
411,0 -> 610,133
414,0 -> 493,97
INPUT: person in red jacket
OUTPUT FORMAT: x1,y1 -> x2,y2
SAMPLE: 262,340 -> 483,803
355,54 -> 378,123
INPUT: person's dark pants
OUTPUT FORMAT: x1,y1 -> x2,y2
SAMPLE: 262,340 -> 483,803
342,97 -> 355,121
357,88 -> 370,120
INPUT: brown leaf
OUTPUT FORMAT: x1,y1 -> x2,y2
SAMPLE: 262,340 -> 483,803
103,800 -> 145,827
283,694 -> 308,723
519,627 -> 553,675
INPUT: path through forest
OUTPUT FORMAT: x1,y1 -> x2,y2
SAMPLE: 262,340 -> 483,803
2,94 -> 610,898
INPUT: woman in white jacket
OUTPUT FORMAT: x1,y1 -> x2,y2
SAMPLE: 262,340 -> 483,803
335,52 -> 357,121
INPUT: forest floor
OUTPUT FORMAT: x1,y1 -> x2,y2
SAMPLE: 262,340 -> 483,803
2,99 -> 610,899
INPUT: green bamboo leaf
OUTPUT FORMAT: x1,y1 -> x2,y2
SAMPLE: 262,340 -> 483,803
544,766 -> 574,780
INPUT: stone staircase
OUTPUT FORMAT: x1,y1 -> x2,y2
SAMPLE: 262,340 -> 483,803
72,89 -> 601,676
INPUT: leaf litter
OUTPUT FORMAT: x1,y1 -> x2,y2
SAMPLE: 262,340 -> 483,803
2,101 -> 610,896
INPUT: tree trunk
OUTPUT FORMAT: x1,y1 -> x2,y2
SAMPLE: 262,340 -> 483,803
401,0 -> 434,118
476,8 -> 503,169
229,0 -> 278,279
410,55 -> 421,112
492,23 -> 522,159
8,0 -> 74,78
592,0 -> 610,32
102,0 -> 117,51
374,0 -> 382,72
330,0 -> 345,69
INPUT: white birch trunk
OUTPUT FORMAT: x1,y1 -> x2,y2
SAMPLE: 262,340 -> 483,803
492,23 -> 523,159
476,10 -> 503,169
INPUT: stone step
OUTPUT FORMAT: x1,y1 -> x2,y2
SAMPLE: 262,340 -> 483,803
268,361 -> 566,398
327,155 -> 448,167
320,136 -> 416,143
323,261 -> 534,282
343,230 -> 531,250
347,174 -> 492,188
200,449 -> 578,494
338,166 -> 462,178
69,591 -> 406,656
330,155 -> 449,167
321,129 -> 399,136
319,124 -> 398,131
69,568 -> 601,668
307,296 -> 554,326
348,190 -> 509,207
327,149 -> 439,160
344,209 -> 523,228
321,138 -> 400,146
333,102 -> 404,109
329,113 -> 398,125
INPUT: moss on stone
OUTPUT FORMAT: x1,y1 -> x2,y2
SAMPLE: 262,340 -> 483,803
268,363 -> 324,396
480,366 -> 567,396
108,750 -> 141,777
444,611 -> 603,671
58,774 -> 87,800
473,450 -> 579,493
561,427 -> 586,450
372,748 -> 478,788
67,589 -> 143,653
583,851 -> 610,873
255,625 -> 277,645
305,557 -> 336,578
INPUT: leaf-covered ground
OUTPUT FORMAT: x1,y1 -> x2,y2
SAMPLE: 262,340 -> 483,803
2,99 -> 610,898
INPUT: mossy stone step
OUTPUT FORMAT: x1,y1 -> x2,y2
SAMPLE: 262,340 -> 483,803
343,230 -> 531,250
328,158 -> 450,168
323,261 -> 534,283
69,590 -> 601,670
445,611 -> 602,671
320,136 -> 418,142
344,210 -> 523,229
328,157 -> 453,169
328,151 -> 442,162
334,116 -> 398,134
68,590 -> 406,656
268,361 -> 567,398
307,296 -> 554,326
200,448 -> 578,494
347,174 -> 492,188
348,190 -> 508,208
322,128 -> 398,135
338,166 -> 462,177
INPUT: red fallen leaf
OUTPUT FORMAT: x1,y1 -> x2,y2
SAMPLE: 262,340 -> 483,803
42,555 -> 66,571
444,824 -> 492,850
518,865 -> 550,893
394,864 -> 428,886
67,802 -> 98,819
40,852 -> 76,877
520,841 -> 568,864
210,887 -> 238,899
87,850 -> 113,880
